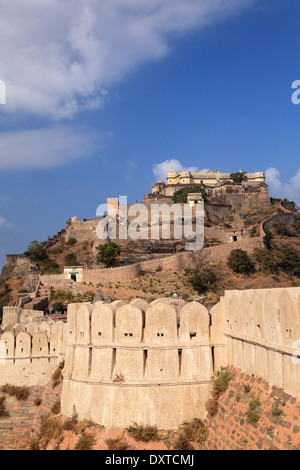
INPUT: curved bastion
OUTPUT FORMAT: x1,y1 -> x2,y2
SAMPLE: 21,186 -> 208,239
60,299 -> 226,429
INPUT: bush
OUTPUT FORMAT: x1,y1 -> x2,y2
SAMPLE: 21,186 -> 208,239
64,253 -> 79,266
0,396 -> 9,417
126,422 -> 159,442
184,251 -> 216,294
172,185 -> 207,204
254,248 -> 276,273
96,243 -> 121,267
179,418 -> 208,444
51,400 -> 61,415
276,247 -> 300,276
40,258 -> 60,275
63,411 -> 78,432
1,384 -> 30,401
75,433 -> 96,450
172,434 -> 193,450
25,240 -> 48,262
227,249 -> 254,274
38,414 -> 63,449
67,237 -> 77,246
106,436 -> 130,450
246,396 -> 261,424
273,223 -> 294,237
205,370 -> 231,417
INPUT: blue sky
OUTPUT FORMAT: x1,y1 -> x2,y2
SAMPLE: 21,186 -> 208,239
0,0 -> 300,268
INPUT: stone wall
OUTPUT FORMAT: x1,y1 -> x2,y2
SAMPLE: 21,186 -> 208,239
60,299 -> 225,429
82,237 -> 264,285
202,367 -> 300,450
60,286 -> 300,430
221,287 -> 300,398
0,320 -> 67,386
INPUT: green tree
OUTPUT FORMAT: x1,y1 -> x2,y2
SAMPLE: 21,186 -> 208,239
184,251 -> 216,294
276,247 -> 300,276
254,248 -> 276,273
172,185 -> 207,204
25,240 -> 48,262
229,171 -> 248,183
227,249 -> 254,274
52,302 -> 63,312
96,243 -> 121,267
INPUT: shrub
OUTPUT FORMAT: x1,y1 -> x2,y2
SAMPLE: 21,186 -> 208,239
67,237 -> 77,246
38,414 -> 63,449
205,370 -> 231,417
273,223 -> 294,237
106,436 -> 130,450
0,396 -> 9,417
40,258 -> 60,275
179,418 -> 208,444
246,396 -> 261,424
25,240 -> 48,262
75,433 -> 96,450
51,400 -> 61,415
126,422 -> 159,442
254,248 -> 276,273
52,302 -> 63,314
27,438 -> 40,450
184,251 -> 216,294
172,434 -> 193,450
1,384 -> 29,401
63,411 -> 78,431
272,403 -> 284,417
96,242 -> 121,267
212,371 -> 231,399
64,253 -> 79,266
227,249 -> 254,274
172,185 -> 207,204
276,247 -> 300,276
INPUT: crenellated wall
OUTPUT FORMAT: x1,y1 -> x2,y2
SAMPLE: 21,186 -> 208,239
0,320 -> 67,386
61,299 -> 226,429
0,286 -> 299,430
60,287 -> 300,429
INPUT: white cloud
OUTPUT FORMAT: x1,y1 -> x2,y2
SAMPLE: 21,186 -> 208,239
0,215 -> 13,229
0,0 -> 255,119
266,167 -> 300,205
0,126 -> 106,170
152,158 -> 209,181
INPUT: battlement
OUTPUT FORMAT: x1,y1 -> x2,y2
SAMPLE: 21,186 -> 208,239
0,320 -> 66,386
61,287 -> 300,429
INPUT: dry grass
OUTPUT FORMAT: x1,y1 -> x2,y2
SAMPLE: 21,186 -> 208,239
126,422 -> 159,442
105,435 -> 130,450
0,384 -> 30,401
75,433 -> 96,450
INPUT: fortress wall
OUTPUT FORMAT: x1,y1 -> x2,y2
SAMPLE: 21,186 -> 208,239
61,300 -> 224,429
222,287 -> 300,398
262,212 -> 296,233
82,237 -> 264,285
0,321 -> 66,386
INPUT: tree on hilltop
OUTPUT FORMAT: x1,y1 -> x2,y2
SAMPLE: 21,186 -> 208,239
96,242 -> 121,267
230,171 -> 248,183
